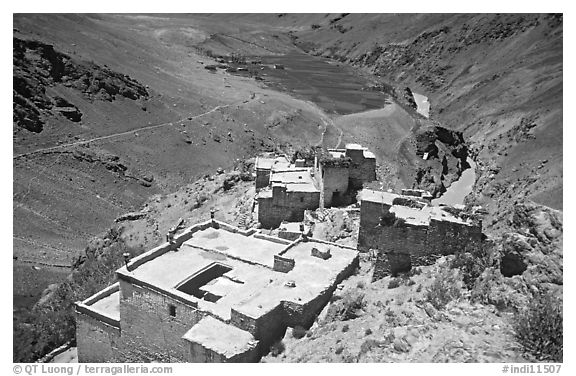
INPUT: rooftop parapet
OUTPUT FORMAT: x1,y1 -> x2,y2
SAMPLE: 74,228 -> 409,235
360,188 -> 477,227
345,143 -> 376,159
255,154 -> 291,171
75,282 -> 121,328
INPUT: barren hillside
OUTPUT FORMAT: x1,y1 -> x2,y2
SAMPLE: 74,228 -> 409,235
13,13 -> 562,363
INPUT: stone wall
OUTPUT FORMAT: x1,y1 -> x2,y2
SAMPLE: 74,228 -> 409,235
185,340 -> 258,363
258,188 -> 319,228
255,169 -> 270,189
116,279 -> 205,362
273,254 -> 295,273
346,149 -> 376,189
359,200 -> 482,280
230,303 -> 286,354
75,311 -> 121,363
321,165 -> 349,207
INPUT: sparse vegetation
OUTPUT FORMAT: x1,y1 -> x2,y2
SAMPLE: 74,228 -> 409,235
388,278 -> 401,289
269,340 -> 286,357
451,245 -> 492,290
326,289 -> 366,321
425,269 -> 462,310
292,326 -> 308,339
13,228 -> 127,362
514,293 -> 563,362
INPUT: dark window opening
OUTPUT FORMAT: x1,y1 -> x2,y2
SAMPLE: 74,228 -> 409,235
168,304 -> 176,317
300,197 -> 304,202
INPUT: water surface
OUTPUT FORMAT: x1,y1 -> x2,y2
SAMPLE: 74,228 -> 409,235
258,52 -> 389,115
432,158 -> 476,206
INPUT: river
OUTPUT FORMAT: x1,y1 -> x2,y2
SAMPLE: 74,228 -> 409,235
412,92 -> 430,118
432,157 -> 477,206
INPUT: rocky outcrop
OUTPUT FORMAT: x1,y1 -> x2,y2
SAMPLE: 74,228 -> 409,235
13,37 -> 149,132
411,124 -> 469,197
472,201 -> 562,310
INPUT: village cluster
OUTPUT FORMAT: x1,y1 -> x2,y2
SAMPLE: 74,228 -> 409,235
75,144 -> 483,362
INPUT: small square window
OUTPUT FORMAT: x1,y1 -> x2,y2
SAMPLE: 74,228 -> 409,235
168,304 -> 176,317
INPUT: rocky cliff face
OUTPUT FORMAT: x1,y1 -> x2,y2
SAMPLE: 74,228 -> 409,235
13,37 -> 148,132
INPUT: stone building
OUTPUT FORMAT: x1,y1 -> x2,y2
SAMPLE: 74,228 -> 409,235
254,153 -> 291,190
256,144 -> 376,228
75,219 -> 358,363
257,168 -> 321,228
357,189 -> 482,281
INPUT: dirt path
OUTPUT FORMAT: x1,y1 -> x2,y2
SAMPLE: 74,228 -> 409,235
13,99 -> 253,160
314,107 -> 343,149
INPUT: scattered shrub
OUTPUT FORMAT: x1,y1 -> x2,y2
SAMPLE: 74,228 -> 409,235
359,339 -> 380,357
425,270 -> 462,310
292,326 -> 308,339
514,293 -> 563,362
311,24 -> 321,30
365,328 -> 373,336
14,229 -> 127,362
269,340 -> 285,357
335,345 -> 344,355
342,324 -> 349,332
408,267 -> 422,276
388,278 -> 401,289
451,245 -> 491,290
326,289 -> 366,321
357,280 -> 366,289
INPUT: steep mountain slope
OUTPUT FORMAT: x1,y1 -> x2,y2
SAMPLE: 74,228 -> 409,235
12,14 -> 338,313
13,13 -> 562,362
285,13 -> 563,216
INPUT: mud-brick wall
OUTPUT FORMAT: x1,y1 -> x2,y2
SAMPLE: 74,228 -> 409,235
427,219 -> 482,255
273,255 -> 295,273
347,150 -> 376,189
358,200 -> 391,252
231,303 -> 286,355
322,165 -> 349,207
379,224 -> 428,257
258,190 -> 320,229
76,312 -> 121,363
186,341 -> 258,363
256,169 -> 270,189
116,280 -> 204,362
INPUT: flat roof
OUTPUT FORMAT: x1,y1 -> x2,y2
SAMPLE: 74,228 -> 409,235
186,227 -> 287,267
182,316 -> 256,358
269,169 -> 319,193
390,205 -> 430,226
344,144 -> 375,159
88,290 -> 120,321
117,223 -> 358,321
328,150 -> 346,159
363,150 -> 376,159
361,189 -> 473,226
255,155 -> 290,170
360,189 -> 399,205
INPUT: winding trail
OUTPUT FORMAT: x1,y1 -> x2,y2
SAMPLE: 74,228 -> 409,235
13,101 -> 243,160
315,108 -> 344,149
